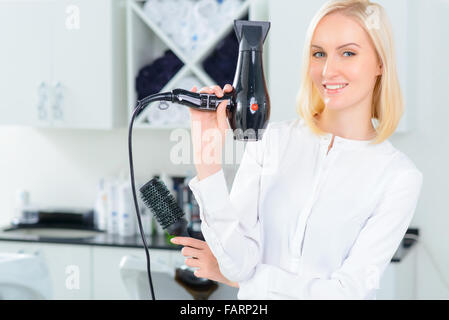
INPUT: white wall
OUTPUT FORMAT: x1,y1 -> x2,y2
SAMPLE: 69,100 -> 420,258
402,0 -> 449,299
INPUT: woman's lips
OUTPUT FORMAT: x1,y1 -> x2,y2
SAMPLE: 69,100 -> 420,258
323,83 -> 349,95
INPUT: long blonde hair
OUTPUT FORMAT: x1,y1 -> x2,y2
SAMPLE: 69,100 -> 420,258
296,0 -> 403,144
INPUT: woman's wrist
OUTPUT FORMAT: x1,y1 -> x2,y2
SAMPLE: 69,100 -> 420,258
197,164 -> 222,181
225,280 -> 239,288
193,137 -> 224,182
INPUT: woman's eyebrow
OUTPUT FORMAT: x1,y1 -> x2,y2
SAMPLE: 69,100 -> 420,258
311,42 -> 361,50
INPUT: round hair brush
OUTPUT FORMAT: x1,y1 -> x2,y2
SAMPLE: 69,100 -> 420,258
139,177 -> 189,237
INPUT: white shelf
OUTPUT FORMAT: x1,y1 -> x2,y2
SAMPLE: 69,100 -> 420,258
126,0 -> 264,129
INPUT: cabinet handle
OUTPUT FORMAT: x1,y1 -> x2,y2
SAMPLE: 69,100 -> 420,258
52,81 -> 64,120
37,81 -> 48,120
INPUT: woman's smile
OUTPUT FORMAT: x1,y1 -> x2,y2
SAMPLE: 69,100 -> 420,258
323,83 -> 349,95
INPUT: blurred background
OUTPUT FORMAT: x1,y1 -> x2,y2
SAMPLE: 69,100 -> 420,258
0,0 -> 447,300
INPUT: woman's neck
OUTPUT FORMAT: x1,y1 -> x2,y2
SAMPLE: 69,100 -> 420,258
314,109 -> 376,141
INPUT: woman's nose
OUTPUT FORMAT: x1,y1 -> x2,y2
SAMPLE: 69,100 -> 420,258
322,54 -> 340,78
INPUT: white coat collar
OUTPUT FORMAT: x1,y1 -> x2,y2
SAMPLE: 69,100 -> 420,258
296,118 -> 392,152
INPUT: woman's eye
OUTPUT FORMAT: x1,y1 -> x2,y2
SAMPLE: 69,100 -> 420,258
343,51 -> 356,57
312,51 -> 356,58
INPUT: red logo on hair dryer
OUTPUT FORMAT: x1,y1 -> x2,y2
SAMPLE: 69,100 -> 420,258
249,97 -> 259,114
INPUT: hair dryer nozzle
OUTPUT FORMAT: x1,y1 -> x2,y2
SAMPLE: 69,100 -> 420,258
230,20 -> 271,141
234,20 -> 270,51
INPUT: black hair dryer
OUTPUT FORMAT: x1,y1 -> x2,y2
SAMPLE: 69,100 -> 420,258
171,20 -> 271,141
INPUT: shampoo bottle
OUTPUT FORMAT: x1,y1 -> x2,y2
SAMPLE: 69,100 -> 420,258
94,179 -> 108,231
107,180 -> 119,234
118,179 -> 136,237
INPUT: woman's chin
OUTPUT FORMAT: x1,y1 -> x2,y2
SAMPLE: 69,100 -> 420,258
322,99 -> 347,110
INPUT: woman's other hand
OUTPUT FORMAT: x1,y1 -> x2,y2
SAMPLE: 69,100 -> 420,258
170,236 -> 239,288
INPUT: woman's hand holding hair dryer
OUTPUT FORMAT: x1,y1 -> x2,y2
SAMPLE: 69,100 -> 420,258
189,84 -> 233,181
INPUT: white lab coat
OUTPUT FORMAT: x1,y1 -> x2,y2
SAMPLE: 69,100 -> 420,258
188,118 -> 423,299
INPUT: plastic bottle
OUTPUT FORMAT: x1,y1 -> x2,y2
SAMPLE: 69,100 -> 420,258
107,180 -> 119,234
118,179 -> 136,237
136,201 -> 153,238
13,189 -> 33,225
93,179 -> 108,231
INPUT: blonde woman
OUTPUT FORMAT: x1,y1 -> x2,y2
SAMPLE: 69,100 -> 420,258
171,0 -> 423,299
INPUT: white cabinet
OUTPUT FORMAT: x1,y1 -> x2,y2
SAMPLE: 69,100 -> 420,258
38,242 -> 92,299
91,245 -> 150,300
0,0 -> 127,129
0,0 -> 53,126
92,246 -> 194,300
0,240 -> 92,299
0,240 -> 177,299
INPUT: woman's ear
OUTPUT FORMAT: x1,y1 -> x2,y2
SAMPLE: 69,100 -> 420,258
376,63 -> 383,76
377,58 -> 383,76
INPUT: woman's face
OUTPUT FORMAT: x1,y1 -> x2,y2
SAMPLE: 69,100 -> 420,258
309,12 -> 382,111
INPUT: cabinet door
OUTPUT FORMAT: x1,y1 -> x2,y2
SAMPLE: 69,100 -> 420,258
91,246 -> 175,300
0,240 -> 40,254
0,240 -> 91,299
51,0 -> 113,128
0,0 -> 54,126
38,242 -> 92,299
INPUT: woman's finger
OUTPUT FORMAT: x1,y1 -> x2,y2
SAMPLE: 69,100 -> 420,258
217,100 -> 230,131
171,236 -> 206,249
185,257 -> 201,268
181,246 -> 202,258
210,85 -> 224,98
223,84 -> 233,93
193,269 -> 203,278
199,86 -> 213,94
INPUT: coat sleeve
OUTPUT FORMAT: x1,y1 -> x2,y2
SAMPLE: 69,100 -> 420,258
188,124 -> 272,282
237,169 -> 423,299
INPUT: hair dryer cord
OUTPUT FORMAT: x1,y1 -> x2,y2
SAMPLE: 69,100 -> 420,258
128,92 -> 173,300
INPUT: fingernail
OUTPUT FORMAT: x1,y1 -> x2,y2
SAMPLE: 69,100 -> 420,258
170,238 -> 177,244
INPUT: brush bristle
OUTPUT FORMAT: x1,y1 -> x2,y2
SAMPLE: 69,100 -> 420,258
139,178 -> 185,229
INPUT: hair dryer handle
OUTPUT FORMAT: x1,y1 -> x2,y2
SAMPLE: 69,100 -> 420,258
172,88 -> 234,111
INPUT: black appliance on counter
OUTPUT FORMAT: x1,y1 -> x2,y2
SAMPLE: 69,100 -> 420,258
12,207 -> 96,230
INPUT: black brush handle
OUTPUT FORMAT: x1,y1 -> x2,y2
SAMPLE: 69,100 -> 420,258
166,218 -> 190,237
